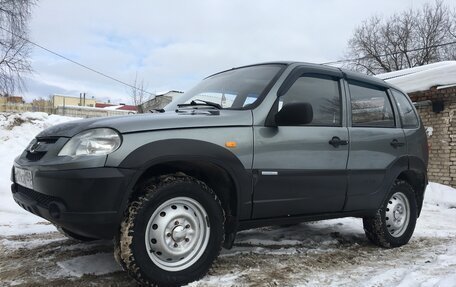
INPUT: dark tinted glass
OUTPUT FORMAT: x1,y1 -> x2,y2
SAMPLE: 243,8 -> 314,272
392,90 -> 419,128
349,82 -> 395,127
169,65 -> 283,110
279,75 -> 341,126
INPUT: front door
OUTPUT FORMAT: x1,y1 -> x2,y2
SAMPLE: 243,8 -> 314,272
252,70 -> 349,219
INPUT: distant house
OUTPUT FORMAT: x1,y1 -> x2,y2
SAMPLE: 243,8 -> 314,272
140,90 -> 183,112
0,95 -> 25,104
5,96 -> 25,104
377,61 -> 456,186
0,96 -> 28,112
51,94 -> 96,108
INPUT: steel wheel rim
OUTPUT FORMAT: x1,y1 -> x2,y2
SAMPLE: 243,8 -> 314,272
385,192 -> 410,237
145,196 -> 210,271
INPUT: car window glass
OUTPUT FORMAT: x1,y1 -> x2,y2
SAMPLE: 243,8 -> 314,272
349,82 -> 395,128
186,92 -> 237,108
168,64 -> 283,110
243,94 -> 259,107
278,75 -> 341,126
392,90 -> 419,129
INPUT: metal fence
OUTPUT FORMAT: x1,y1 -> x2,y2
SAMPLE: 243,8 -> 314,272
54,106 -> 133,118
0,103 -> 134,118
0,103 -> 53,114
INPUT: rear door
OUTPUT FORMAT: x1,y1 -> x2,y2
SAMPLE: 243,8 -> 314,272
344,80 -> 407,211
252,67 -> 349,219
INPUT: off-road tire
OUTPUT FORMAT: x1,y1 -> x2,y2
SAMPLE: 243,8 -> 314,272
363,180 -> 417,248
117,174 -> 225,286
113,234 -> 127,271
56,226 -> 97,242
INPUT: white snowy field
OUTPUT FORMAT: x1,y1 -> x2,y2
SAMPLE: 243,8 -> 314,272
0,112 -> 456,286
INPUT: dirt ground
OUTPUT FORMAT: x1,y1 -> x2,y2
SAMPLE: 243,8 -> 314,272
1,219 -> 455,287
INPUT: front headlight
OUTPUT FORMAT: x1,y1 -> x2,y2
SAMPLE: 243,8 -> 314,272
58,128 -> 122,157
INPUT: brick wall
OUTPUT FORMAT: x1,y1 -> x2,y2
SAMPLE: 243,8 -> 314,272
409,87 -> 456,186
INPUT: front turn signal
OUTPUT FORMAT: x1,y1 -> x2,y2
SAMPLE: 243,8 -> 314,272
225,141 -> 237,148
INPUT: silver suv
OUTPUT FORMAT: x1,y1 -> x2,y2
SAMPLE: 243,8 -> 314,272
11,62 -> 428,286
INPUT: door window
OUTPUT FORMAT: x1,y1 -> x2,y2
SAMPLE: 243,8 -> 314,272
349,82 -> 395,128
279,75 -> 342,126
392,89 -> 419,129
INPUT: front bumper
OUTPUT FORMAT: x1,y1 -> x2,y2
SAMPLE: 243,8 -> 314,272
11,166 -> 136,239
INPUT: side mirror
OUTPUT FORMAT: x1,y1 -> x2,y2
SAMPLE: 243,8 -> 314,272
275,102 -> 313,126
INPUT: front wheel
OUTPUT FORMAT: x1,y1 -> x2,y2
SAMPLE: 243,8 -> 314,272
363,180 -> 418,248
117,175 -> 224,286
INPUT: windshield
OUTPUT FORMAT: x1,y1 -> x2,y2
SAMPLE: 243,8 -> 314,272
166,64 -> 284,110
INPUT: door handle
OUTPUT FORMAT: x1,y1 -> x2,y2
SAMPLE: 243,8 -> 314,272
390,139 -> 405,148
329,136 -> 349,148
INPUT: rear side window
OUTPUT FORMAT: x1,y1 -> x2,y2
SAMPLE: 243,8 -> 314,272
279,75 -> 341,126
349,82 -> 395,128
392,89 -> 419,129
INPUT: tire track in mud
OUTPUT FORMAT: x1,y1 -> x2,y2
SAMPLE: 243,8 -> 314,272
0,229 -> 454,286
198,235 -> 456,286
0,232 -> 135,287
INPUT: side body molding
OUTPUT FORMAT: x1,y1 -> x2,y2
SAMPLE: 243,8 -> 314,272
117,139 -> 253,220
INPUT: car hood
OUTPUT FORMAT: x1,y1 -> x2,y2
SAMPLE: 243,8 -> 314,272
36,109 -> 253,138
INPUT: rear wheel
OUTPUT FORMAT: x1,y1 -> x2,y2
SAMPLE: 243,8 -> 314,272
363,180 -> 417,248
117,174 -> 224,286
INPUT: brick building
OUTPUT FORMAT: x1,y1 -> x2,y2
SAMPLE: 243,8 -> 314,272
377,61 -> 456,186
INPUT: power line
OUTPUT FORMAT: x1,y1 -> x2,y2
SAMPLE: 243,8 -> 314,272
322,40 -> 456,65
0,26 -> 156,97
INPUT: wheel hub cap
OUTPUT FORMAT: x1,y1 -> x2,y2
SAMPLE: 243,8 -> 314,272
145,197 -> 210,272
393,205 -> 404,221
172,225 -> 187,242
385,192 -> 410,238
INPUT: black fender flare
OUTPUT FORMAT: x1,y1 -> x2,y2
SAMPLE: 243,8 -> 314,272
407,155 -> 428,216
118,139 -> 252,223
409,156 -> 428,184
379,155 -> 427,212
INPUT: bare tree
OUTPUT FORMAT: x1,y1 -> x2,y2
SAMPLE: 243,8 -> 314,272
0,0 -> 35,96
129,72 -> 149,113
346,0 -> 456,74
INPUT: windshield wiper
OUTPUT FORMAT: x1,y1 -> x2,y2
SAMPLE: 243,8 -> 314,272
177,99 -> 222,109
149,108 -> 165,113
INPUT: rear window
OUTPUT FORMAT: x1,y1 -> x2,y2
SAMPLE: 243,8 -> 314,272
392,89 -> 419,129
349,82 -> 395,128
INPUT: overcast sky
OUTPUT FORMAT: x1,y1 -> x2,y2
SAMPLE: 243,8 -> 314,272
24,0 -> 456,104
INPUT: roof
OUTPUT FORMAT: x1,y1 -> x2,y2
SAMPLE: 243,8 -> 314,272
117,105 -> 137,111
205,61 -> 389,88
95,103 -> 113,108
155,90 -> 183,97
376,61 -> 456,93
52,94 -> 94,99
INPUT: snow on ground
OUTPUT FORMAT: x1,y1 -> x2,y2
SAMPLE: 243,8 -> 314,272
0,112 -> 456,286
56,253 -> 122,277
